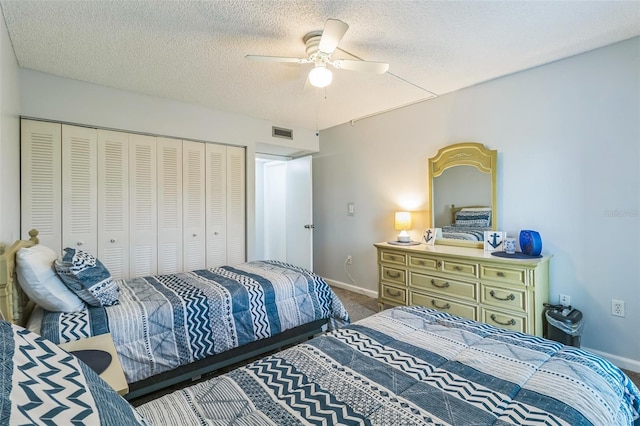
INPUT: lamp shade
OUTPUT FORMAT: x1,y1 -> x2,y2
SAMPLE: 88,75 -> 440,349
308,65 -> 332,88
394,211 -> 412,231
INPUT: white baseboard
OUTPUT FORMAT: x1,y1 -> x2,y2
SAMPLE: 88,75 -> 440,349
583,347 -> 640,373
324,278 -> 378,300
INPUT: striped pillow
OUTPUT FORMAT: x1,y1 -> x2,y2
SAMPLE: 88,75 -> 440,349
54,248 -> 119,307
455,209 -> 491,227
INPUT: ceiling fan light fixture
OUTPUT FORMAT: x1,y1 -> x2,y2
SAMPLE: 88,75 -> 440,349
308,65 -> 332,88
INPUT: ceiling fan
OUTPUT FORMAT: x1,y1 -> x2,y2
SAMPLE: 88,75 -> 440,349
245,19 -> 389,88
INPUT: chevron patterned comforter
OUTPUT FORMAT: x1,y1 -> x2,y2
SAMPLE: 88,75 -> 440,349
38,261 -> 349,383
137,306 -> 640,425
0,321 -> 146,425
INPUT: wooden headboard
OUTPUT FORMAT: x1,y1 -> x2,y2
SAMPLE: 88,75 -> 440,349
0,229 -> 39,326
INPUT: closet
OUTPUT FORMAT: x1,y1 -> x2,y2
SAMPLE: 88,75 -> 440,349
21,119 -> 245,279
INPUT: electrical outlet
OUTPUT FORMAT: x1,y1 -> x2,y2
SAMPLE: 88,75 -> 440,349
612,299 -> 625,317
559,294 -> 570,306
346,256 -> 353,265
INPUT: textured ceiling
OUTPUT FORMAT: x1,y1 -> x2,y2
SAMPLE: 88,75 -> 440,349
1,1 -> 638,130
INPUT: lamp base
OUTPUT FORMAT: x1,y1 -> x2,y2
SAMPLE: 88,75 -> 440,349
387,241 -> 420,246
397,235 -> 410,243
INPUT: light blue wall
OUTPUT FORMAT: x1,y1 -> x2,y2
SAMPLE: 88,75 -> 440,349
314,37 -> 640,370
0,10 -> 20,245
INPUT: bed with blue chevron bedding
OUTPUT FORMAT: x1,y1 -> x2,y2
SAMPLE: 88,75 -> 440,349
137,306 -> 640,425
35,261 -> 349,388
0,321 -> 147,425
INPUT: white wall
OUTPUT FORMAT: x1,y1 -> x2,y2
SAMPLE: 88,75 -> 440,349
19,69 -> 319,260
314,37 -> 640,370
0,12 -> 20,246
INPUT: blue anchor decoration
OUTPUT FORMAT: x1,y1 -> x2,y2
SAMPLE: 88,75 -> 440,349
487,232 -> 502,249
424,229 -> 434,243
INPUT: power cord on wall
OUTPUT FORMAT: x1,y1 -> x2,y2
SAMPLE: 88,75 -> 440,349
344,256 -> 356,285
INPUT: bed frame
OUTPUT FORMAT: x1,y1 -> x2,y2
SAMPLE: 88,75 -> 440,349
0,229 -> 39,326
0,230 -> 327,400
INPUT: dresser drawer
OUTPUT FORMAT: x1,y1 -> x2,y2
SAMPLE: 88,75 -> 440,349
411,291 -> 477,321
441,259 -> 478,279
381,265 -> 406,285
481,284 -> 527,312
380,250 -> 407,266
480,265 -> 527,286
380,283 -> 406,305
408,254 -> 438,270
410,272 -> 477,302
481,308 -> 526,333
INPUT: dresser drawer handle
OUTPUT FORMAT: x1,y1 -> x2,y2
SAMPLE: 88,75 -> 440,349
490,314 -> 516,326
496,272 -> 505,277
437,261 -> 442,268
431,300 -> 451,310
453,266 -> 463,271
489,290 -> 515,301
385,288 -> 402,297
415,260 -> 426,266
385,271 -> 401,279
430,279 -> 450,289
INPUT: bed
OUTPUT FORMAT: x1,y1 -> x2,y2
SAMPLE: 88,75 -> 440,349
1,306 -> 638,425
0,231 -> 349,400
440,205 -> 492,241
138,306 -> 640,425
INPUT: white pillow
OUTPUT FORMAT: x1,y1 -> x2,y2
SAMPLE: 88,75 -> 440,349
16,245 -> 85,312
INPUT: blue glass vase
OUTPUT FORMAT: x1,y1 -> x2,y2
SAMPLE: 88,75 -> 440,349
519,230 -> 542,256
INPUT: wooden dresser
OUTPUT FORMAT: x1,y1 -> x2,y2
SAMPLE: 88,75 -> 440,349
375,242 -> 551,336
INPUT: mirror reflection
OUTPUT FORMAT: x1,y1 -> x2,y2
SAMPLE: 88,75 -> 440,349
428,142 -> 497,248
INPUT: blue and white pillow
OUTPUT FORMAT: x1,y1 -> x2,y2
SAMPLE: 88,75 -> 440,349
54,248 -> 119,307
455,209 -> 492,227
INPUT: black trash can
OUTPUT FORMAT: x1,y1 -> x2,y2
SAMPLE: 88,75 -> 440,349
544,304 -> 584,348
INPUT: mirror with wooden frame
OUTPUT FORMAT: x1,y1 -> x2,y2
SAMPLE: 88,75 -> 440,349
428,142 -> 497,248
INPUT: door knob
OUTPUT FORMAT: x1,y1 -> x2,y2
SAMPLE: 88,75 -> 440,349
304,224 -> 315,229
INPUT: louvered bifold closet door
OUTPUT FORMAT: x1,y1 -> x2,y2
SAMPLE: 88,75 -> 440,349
183,141 -> 206,271
205,143 -> 226,267
129,134 -> 157,278
157,137 -> 183,275
21,120 -> 62,252
62,125 -> 98,256
226,146 -> 246,264
97,130 -> 129,280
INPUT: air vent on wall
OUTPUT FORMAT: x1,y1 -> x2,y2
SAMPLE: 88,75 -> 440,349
272,126 -> 293,140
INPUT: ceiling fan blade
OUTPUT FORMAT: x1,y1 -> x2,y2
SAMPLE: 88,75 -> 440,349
318,19 -> 349,54
332,59 -> 389,74
245,55 -> 310,64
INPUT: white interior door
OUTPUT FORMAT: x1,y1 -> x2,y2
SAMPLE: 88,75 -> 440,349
285,155 -> 313,270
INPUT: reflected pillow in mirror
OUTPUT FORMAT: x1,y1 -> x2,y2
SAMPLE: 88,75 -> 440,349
16,245 -> 86,312
455,209 -> 491,227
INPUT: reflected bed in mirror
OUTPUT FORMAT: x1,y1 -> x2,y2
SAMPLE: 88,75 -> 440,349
428,142 -> 497,248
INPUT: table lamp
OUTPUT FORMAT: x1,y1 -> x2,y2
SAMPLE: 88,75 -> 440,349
395,211 -> 412,242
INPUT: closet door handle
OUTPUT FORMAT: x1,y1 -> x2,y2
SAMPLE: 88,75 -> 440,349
489,290 -> 515,301
431,300 -> 451,310
490,314 -> 516,326
76,241 -> 83,246
193,233 -> 197,237
430,279 -> 450,288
